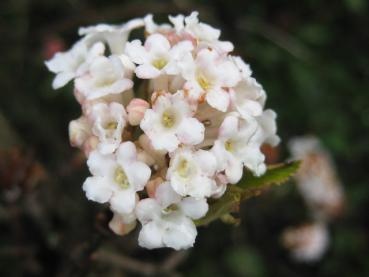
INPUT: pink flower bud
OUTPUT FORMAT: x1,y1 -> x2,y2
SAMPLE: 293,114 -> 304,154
82,136 -> 99,157
127,98 -> 150,126
109,213 -> 137,236
146,177 -> 164,198
68,117 -> 91,147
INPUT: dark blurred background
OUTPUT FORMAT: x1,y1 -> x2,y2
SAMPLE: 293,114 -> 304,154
0,0 -> 368,276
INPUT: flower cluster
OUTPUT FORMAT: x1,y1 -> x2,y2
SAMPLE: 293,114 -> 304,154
45,12 -> 279,250
281,136 -> 345,262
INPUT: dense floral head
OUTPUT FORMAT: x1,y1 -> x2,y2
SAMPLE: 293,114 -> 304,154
45,12 -> 280,250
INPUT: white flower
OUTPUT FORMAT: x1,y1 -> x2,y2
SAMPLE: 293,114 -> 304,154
169,12 -> 234,53
212,113 -> 266,183
282,222 -> 329,262
195,103 -> 226,148
137,134 -> 167,169
288,136 -> 344,220
79,18 -> 144,54
230,56 -> 266,117
136,182 -> 208,250
75,55 -> 133,100
89,102 -> 127,154
83,142 -> 151,214
182,48 -> 241,112
256,109 -> 280,147
143,14 -> 172,34
45,41 -> 105,89
167,147 -> 217,198
125,33 -> 193,79
140,91 -> 204,152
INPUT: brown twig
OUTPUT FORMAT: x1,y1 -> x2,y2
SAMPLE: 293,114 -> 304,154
93,248 -> 189,276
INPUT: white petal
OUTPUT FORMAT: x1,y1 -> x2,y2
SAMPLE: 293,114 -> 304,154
52,72 -> 75,89
155,182 -> 181,208
125,40 -> 149,64
136,198 -> 161,224
135,64 -> 161,79
187,175 -> 214,198
225,158 -> 244,184
125,161 -> 151,191
138,221 -> 164,249
116,141 -> 137,163
177,118 -> 204,145
87,150 -> 116,177
152,132 -> 179,152
194,150 -> 217,176
162,214 -> 197,250
179,197 -> 208,219
145,33 -> 171,54
219,114 -> 239,139
206,88 -> 230,112
110,189 -> 137,214
82,176 -> 112,203
87,78 -> 133,100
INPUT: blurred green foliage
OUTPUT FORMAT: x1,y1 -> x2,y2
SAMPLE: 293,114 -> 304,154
0,0 -> 368,276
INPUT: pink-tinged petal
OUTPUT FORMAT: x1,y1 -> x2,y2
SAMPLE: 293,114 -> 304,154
179,197 -> 208,219
82,176 -> 113,203
177,118 -> 204,145
136,198 -> 161,224
206,88 -> 230,112
138,221 -> 164,249
110,189 -> 136,214
109,213 -> 137,236
135,64 -> 161,79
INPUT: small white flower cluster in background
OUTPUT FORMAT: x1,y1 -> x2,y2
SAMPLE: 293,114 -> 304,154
282,136 -> 345,262
45,12 -> 279,250
282,222 -> 329,262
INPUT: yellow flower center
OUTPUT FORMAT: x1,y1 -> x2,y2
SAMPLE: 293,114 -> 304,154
152,58 -> 168,70
197,74 -> 211,90
114,167 -> 129,189
161,110 -> 176,128
163,204 -> 179,213
105,121 -> 118,130
177,159 -> 190,178
224,139 -> 234,152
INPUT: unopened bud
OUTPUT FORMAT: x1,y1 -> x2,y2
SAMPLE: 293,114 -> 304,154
69,117 -> 91,147
127,98 -> 150,126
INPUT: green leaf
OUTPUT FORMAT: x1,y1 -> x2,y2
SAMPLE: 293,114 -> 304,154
237,160 -> 301,194
195,161 -> 301,227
